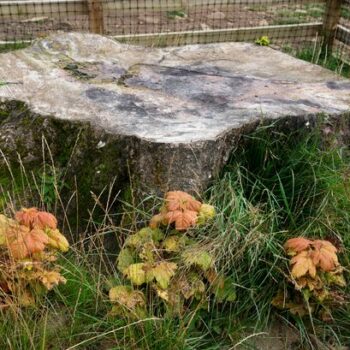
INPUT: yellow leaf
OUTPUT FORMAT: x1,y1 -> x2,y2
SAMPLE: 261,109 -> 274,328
197,204 -> 216,225
39,270 -> 66,290
162,236 -> 182,252
125,228 -> 163,248
149,214 -> 166,229
109,285 -> 145,309
149,261 -> 177,289
290,251 -> 316,279
139,227 -> 164,242
177,273 -> 205,300
0,214 -> 15,245
325,268 -> 346,287
124,263 -> 147,286
155,287 -> 169,301
46,229 -> 69,252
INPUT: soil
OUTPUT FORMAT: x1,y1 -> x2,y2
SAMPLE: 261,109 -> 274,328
1,2 -> 348,42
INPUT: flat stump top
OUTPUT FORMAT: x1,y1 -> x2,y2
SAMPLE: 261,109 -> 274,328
1,32 -> 349,143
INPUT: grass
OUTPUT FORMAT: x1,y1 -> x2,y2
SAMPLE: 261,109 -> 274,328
298,49 -> 350,78
0,42 -> 30,54
0,123 -> 349,349
282,41 -> 350,79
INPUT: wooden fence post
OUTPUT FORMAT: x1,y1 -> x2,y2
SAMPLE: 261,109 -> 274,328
88,0 -> 104,34
322,0 -> 343,52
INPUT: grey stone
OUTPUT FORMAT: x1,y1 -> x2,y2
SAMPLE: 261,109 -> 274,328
0,32 -> 349,198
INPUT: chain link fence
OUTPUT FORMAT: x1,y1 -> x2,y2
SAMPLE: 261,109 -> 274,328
0,0 -> 349,53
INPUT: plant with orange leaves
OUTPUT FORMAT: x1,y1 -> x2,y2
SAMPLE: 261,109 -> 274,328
109,191 -> 235,319
272,237 -> 346,319
0,208 -> 69,307
150,191 -> 216,231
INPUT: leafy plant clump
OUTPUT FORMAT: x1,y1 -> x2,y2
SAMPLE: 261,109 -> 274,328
0,208 -> 69,307
255,36 -> 270,46
272,237 -> 346,319
110,191 -> 235,318
166,10 -> 187,19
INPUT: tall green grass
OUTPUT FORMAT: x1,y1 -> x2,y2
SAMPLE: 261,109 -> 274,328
0,125 -> 349,349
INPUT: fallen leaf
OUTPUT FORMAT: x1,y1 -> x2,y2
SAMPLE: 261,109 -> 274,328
295,275 -> 323,291
34,211 -> 57,230
162,235 -> 180,252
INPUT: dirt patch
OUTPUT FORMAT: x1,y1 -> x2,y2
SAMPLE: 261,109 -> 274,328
0,2 -> 340,42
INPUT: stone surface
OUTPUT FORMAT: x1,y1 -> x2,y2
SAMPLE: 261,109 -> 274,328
0,32 -> 350,197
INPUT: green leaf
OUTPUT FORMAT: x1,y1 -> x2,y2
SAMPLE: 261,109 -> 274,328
148,261 -> 177,289
125,227 -> 164,249
162,235 -> 188,252
212,276 -> 236,302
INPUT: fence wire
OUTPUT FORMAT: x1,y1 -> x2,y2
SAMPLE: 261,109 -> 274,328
0,0 -> 349,53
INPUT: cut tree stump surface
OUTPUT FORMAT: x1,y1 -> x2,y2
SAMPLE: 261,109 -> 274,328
0,32 -> 349,195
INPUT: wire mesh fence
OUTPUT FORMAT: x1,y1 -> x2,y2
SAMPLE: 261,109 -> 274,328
0,0 -> 349,53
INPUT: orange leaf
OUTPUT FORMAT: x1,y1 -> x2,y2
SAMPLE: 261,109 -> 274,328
15,208 -> 38,228
15,208 -> 57,229
165,191 -> 202,213
284,237 -> 312,255
311,240 -> 339,272
290,251 -> 316,278
34,212 -> 57,230
8,228 -> 48,259
165,209 -> 197,231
